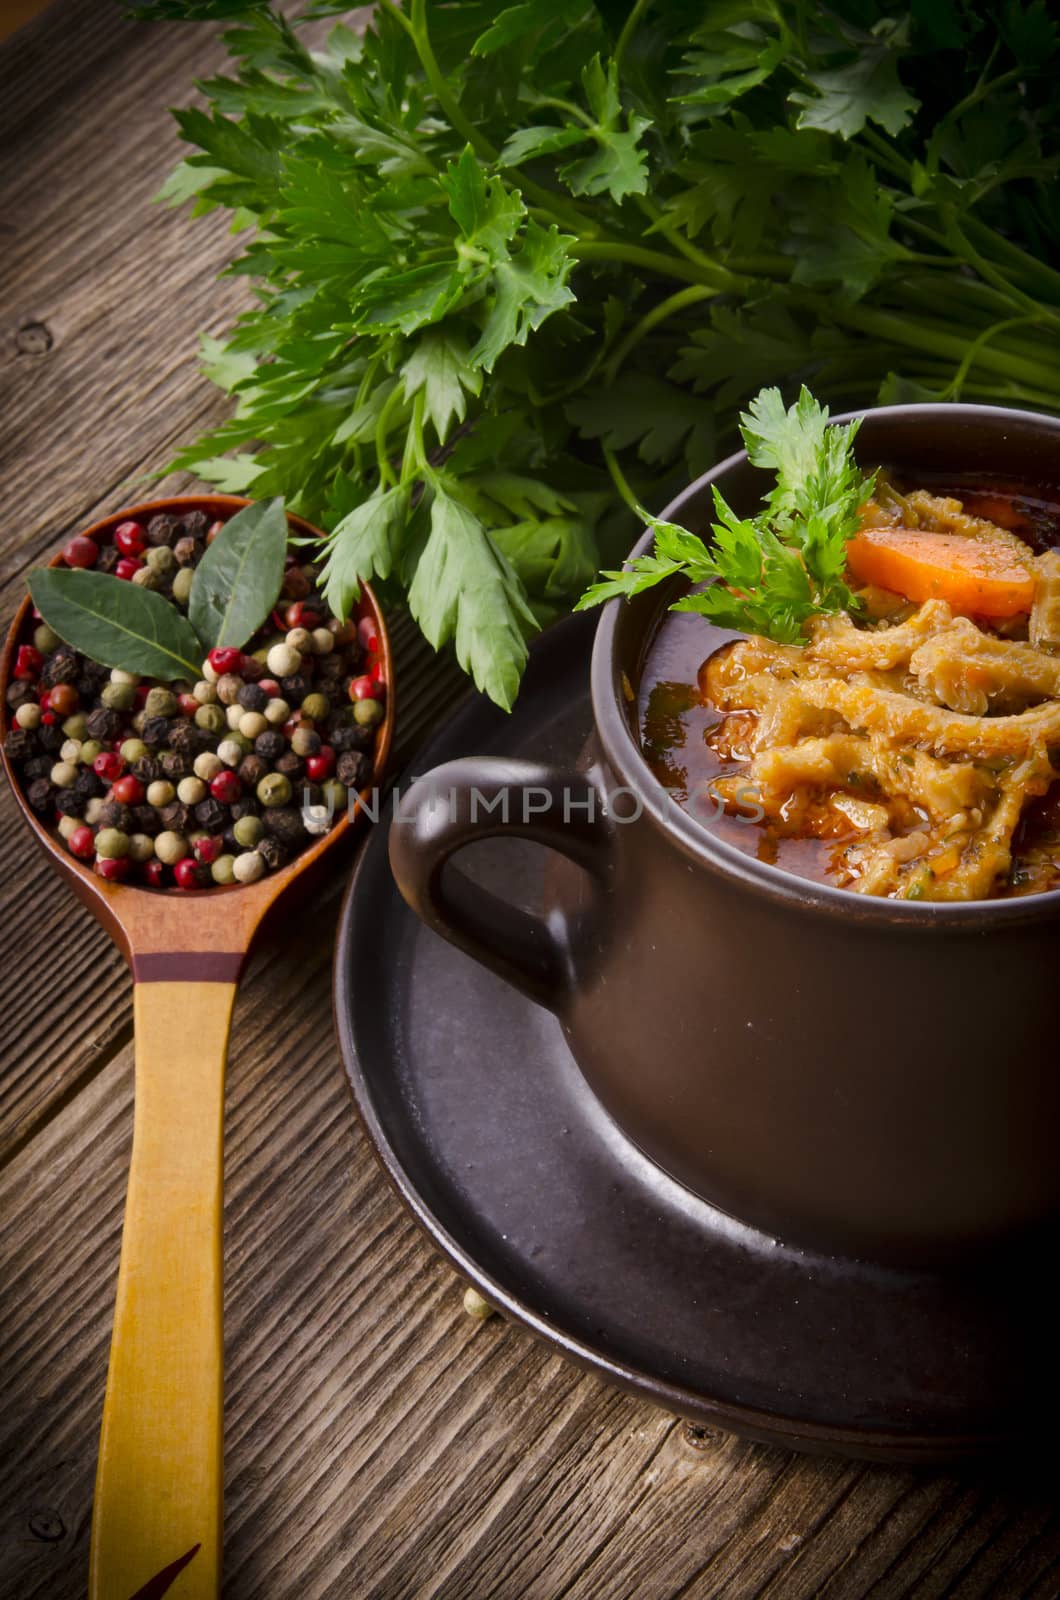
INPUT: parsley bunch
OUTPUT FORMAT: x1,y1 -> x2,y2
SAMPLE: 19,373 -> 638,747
133,0 -> 1060,705
577,386 -> 873,643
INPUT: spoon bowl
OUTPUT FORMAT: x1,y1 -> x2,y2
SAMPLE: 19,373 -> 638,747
1,495 -> 393,1600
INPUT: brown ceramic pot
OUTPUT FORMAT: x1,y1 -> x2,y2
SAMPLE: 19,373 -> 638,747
389,404 -> 1060,1263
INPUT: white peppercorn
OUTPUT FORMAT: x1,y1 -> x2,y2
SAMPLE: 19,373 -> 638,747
177,776 -> 207,805
233,850 -> 265,883
193,680 -> 218,705
155,830 -> 189,865
266,643 -> 301,677
217,738 -> 243,768
193,751 -> 223,782
311,628 -> 334,655
216,673 -> 244,706
14,702 -> 41,729
239,711 -> 268,740
51,761 -> 78,788
128,833 -> 156,863
263,697 -> 290,725
147,779 -> 176,808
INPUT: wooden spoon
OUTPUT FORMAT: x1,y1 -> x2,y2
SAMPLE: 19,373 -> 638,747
0,496 -> 393,1600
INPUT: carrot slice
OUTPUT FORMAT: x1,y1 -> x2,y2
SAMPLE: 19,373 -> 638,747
845,527 -> 1036,619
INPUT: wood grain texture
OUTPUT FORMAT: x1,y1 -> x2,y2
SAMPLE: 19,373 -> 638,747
1,4 -> 1059,1598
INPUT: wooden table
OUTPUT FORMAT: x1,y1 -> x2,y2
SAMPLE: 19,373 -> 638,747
2,6 -> 1059,1596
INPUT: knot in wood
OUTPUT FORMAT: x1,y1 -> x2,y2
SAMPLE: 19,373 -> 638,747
16,321 -> 53,355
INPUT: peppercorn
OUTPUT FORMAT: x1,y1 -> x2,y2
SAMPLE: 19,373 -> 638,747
140,715 -> 171,747
5,679 -> 35,710
321,779 -> 347,814
160,751 -> 190,783
171,567 -> 195,606
281,673 -> 310,704
281,565 -> 311,600
41,651 -> 80,688
100,681 -> 136,713
24,756 -> 52,781
27,778 -> 55,813
73,769 -> 104,803
193,751 -> 224,782
141,687 -> 175,720
291,726 -> 321,758
132,568 -> 162,591
111,669 -> 140,686
78,740 -> 104,766
146,544 -> 177,575
93,543 -> 120,574
301,692 -> 330,721
4,727 -> 36,763
263,698 -> 290,726
215,738 -> 241,769
173,535 -> 202,566
146,779 -> 175,808
12,704 -> 41,737
254,729 -> 285,762
54,789 -> 82,818
193,680 -> 218,706
225,703 -> 244,732
113,774 -> 145,806
100,801 -> 134,832
215,673 -> 244,707
38,723 -> 65,753
229,796 -> 259,822
274,752 -> 304,784
233,813 -> 264,848
267,642 -> 301,678
120,738 -> 148,766
50,760 -> 78,788
237,682 -> 268,713
353,698 -> 384,727
146,512 -> 178,546
84,796 -> 106,825
132,755 -> 161,785
33,623 -> 61,653
337,751 -> 371,789
237,753 -> 268,789
233,850 -> 266,884
58,814 -> 81,842
60,738 -> 82,764
155,830 -> 188,864
260,806 -> 302,845
211,854 -> 237,885
194,796 -> 227,833
238,711 -> 268,740
257,772 -> 292,808
160,801 -> 191,834
132,804 -> 162,837
286,627 -> 313,656
178,509 -> 209,540
195,703 -> 227,736
96,827 -> 130,860
256,835 -> 287,871
177,775 -> 207,806
128,833 -> 155,864
48,683 -> 80,718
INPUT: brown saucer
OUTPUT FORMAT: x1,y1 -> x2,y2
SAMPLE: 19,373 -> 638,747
334,614 -> 1052,1463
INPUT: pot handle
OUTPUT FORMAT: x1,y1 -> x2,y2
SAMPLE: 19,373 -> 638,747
388,756 -> 613,1010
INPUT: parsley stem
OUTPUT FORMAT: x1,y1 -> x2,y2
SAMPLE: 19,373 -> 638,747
388,0 -> 498,164
613,0 -> 652,73
601,441 -> 651,522
604,284 -> 715,380
374,382 -> 405,489
572,239 -> 739,290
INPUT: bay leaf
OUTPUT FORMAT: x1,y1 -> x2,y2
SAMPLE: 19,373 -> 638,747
28,567 -> 205,681
189,496 -> 288,651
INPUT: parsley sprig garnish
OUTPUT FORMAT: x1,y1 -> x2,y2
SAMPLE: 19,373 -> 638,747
577,387 -> 874,645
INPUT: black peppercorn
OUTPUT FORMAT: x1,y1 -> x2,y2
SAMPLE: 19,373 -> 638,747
27,778 -> 55,814
37,723 -> 65,753
41,650 -> 80,688
256,835 -> 288,871
173,535 -> 203,566
280,673 -> 310,703
55,789 -> 82,817
96,542 -> 121,573
132,755 -> 161,785
160,750 -> 190,782
4,727 -> 37,763
274,751 -> 304,782
146,512 -> 178,546
133,804 -> 162,837
23,755 -> 52,781
73,769 -> 104,802
100,800 -> 134,831
253,729 -> 285,762
168,720 -> 204,759
6,679 -> 35,710
263,806 -> 305,844
84,707 -> 122,743
178,509 -> 209,539
160,800 -> 190,833
237,682 -> 268,713
329,718 -> 372,753
229,796 -> 260,822
194,796 -> 226,832
140,716 -> 171,748
337,751 -> 371,789
237,753 -> 268,789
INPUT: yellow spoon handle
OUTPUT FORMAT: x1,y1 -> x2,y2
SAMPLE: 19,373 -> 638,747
90,979 -> 236,1600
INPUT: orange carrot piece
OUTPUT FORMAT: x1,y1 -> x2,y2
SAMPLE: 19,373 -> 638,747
845,527 -> 1036,619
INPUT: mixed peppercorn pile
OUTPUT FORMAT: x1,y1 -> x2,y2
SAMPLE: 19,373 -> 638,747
2,508 -> 385,889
